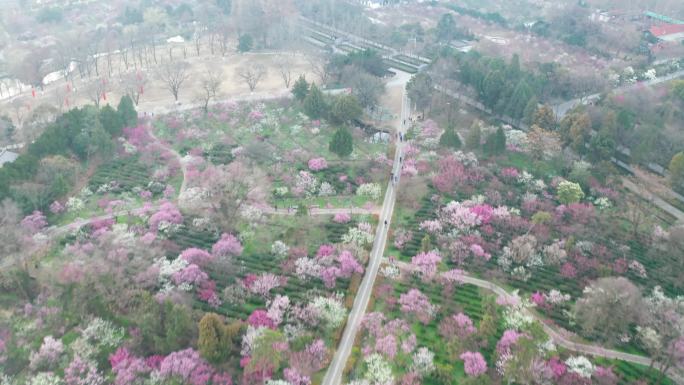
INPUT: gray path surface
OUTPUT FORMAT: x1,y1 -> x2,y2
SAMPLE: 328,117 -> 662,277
321,86 -> 410,385
393,260 -> 684,385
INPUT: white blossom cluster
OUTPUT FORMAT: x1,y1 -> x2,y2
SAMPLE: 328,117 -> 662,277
311,295 -> 347,329
363,353 -> 394,385
271,240 -> 290,259
356,183 -> 382,200
565,356 -> 594,378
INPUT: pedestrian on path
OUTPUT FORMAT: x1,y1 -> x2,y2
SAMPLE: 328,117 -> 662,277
384,220 -> 388,226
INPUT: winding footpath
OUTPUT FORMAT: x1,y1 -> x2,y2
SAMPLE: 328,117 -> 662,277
393,260 -> 684,384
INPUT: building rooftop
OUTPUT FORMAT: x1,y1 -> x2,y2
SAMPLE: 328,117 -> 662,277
0,150 -> 18,167
650,24 -> 684,37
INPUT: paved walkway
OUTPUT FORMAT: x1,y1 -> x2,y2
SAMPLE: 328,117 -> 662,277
392,260 -> 684,384
623,177 -> 684,224
321,76 -> 411,385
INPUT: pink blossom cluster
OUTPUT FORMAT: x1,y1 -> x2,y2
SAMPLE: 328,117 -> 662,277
399,289 -> 435,324
158,349 -> 232,385
440,312 -> 477,339
245,273 -> 283,297
393,228 -> 413,250
65,356 -> 104,385
307,157 -> 328,171
148,202 -> 183,230
460,351 -> 487,377
333,212 -> 351,223
432,156 -> 468,193
318,248 -> 364,288
284,367 -> 311,385
469,244 -> 491,261
50,201 -> 65,214
419,220 -> 442,234
496,330 -> 524,354
421,119 -> 441,138
248,110 -> 264,121
172,264 -> 209,286
247,309 -> 277,329
361,313 -> 417,358
500,167 -> 519,181
410,251 -> 442,281
212,233 -> 243,258
21,211 -> 48,233
180,248 -> 214,267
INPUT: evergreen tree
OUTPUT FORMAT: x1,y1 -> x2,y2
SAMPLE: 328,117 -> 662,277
484,127 -> 506,155
303,84 -> 327,119
117,95 -> 137,127
494,127 -> 507,153
533,105 -> 556,131
465,123 -> 481,150
436,13 -> 457,42
329,127 -> 353,158
99,105 -> 124,136
670,152 -> 684,194
291,75 -> 309,102
482,70 -> 505,109
589,129 -> 616,162
330,94 -> 363,124
522,97 -> 539,125
506,54 -> 521,80
297,203 -> 308,216
420,234 -> 432,253
238,34 -> 253,52
198,313 -> 229,364
439,127 -> 462,150
505,79 -> 532,120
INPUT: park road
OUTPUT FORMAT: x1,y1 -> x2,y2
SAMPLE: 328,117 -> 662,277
321,76 -> 411,385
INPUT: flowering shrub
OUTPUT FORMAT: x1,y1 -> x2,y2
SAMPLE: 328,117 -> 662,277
180,248 -> 214,267
294,171 -> 319,198
333,213 -> 351,224
308,158 -> 328,171
29,336 -> 64,371
363,354 -> 394,385
50,201 -> 65,214
399,289 -> 437,324
565,356 -> 594,378
271,241 -> 290,259
410,251 -> 442,281
149,202 -> 183,230
460,351 -> 487,377
310,295 -> 347,329
212,233 -> 243,257
356,183 -> 382,200
65,356 -> 104,385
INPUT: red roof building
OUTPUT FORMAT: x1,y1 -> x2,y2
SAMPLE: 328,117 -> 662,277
650,24 -> 684,42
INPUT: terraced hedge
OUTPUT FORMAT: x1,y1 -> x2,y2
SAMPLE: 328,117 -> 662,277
89,157 -> 150,192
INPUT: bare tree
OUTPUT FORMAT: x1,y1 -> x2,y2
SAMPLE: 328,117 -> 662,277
206,162 -> 266,231
307,54 -> 330,84
123,71 -> 148,105
574,277 -> 644,344
276,57 -> 293,88
157,61 -> 190,102
0,199 -> 24,259
236,65 -> 266,92
198,70 -> 223,113
85,78 -> 110,108
11,99 -> 27,128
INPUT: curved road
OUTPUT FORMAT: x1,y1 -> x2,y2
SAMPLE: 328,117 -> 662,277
388,262 -> 684,384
